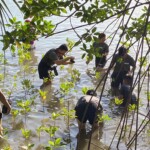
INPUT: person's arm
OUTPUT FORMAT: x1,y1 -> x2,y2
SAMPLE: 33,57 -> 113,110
54,56 -> 75,65
0,90 -> 11,114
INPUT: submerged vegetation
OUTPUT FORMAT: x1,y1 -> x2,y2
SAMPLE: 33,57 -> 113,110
0,0 -> 150,149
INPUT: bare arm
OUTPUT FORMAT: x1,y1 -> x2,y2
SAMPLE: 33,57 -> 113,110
0,90 -> 11,114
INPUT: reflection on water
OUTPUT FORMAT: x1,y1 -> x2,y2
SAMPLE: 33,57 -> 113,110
76,123 -> 109,150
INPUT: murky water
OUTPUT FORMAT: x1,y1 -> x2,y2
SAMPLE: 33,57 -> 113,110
0,1 -> 149,150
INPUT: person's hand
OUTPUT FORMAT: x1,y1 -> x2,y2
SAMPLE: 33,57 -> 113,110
69,56 -> 75,64
69,56 -> 75,60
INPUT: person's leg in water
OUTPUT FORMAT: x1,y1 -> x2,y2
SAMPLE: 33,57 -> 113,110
38,63 -> 52,87
43,77 -> 52,86
111,72 -> 121,96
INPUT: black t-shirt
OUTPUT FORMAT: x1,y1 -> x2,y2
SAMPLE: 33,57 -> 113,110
40,49 -> 58,67
112,54 -> 135,73
93,42 -> 109,57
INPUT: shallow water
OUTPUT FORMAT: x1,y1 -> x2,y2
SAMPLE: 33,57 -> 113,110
0,1 -> 150,150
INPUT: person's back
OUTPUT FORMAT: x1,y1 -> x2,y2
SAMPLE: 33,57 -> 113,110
75,90 -> 103,130
40,49 -> 58,66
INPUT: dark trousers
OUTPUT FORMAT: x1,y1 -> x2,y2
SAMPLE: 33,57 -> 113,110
111,71 -> 128,88
95,56 -> 106,68
38,61 -> 51,79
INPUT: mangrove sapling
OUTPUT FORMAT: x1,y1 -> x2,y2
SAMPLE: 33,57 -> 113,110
51,112 -> 61,126
70,68 -> 81,82
36,126 -> 43,141
45,138 -> 64,150
18,49 -> 31,64
59,81 -> 75,137
42,126 -> 59,140
98,114 -> 111,123
60,82 -> 74,96
21,79 -> 34,97
17,100 -> 32,123
114,97 -> 123,105
61,107 -> 75,133
38,89 -> 47,112
6,75 -> 17,100
21,128 -> 31,140
11,109 -> 19,123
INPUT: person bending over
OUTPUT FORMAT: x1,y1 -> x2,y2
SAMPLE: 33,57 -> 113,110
75,89 -> 103,130
38,44 -> 75,85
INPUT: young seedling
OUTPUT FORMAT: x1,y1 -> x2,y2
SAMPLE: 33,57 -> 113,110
38,89 -> 47,112
114,97 -> 123,105
45,138 -> 64,150
11,109 -> 19,122
51,112 -> 61,126
21,128 -> 31,140
21,79 -> 34,97
98,114 -> 111,123
36,126 -> 43,141
70,68 -> 81,82
60,82 -> 74,95
17,99 -> 31,123
42,126 -> 58,140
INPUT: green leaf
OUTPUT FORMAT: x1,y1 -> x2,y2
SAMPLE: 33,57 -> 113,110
92,27 -> 97,33
75,12 -> 83,17
49,141 -> 54,146
55,138 -> 61,145
74,41 -> 81,46
82,53 -> 86,59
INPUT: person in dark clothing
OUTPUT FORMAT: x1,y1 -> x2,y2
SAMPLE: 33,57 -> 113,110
75,90 -> 103,130
93,33 -> 109,68
38,44 -> 75,85
86,33 -> 109,70
118,75 -> 137,107
110,46 -> 135,96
